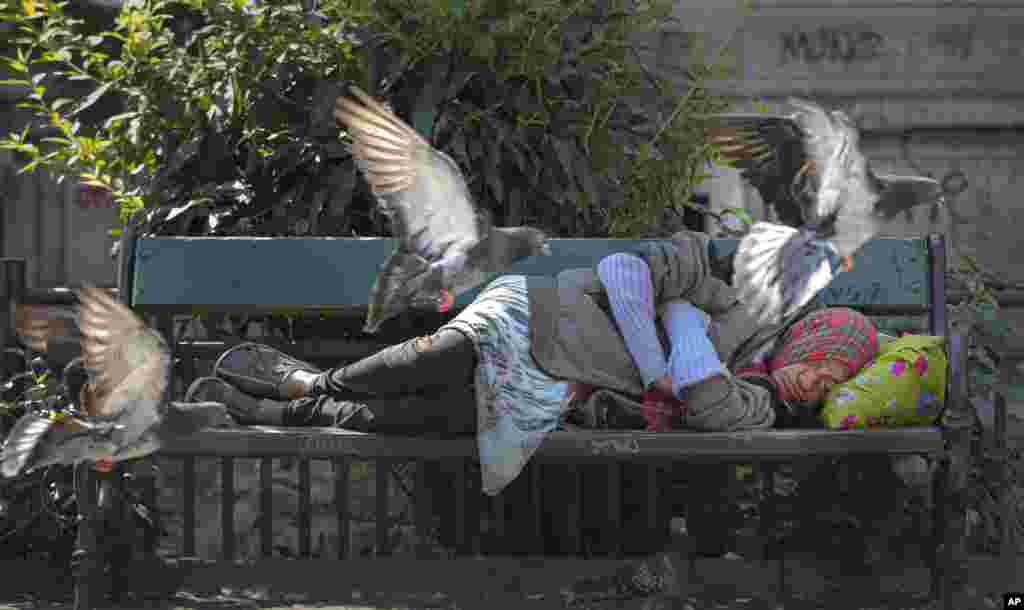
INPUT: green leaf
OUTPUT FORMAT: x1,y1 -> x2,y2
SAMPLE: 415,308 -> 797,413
446,0 -> 466,18
51,97 -> 75,111
103,111 -> 139,129
1,57 -> 28,73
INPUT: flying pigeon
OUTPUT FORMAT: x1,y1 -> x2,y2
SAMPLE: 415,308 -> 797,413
0,287 -> 230,478
333,86 -> 550,333
707,99 -> 944,325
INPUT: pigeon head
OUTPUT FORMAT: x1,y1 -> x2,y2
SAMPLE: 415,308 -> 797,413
363,251 -> 447,334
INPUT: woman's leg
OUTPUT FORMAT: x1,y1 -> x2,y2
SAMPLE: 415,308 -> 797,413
661,300 -> 723,398
307,328 -> 476,397
187,375 -> 475,437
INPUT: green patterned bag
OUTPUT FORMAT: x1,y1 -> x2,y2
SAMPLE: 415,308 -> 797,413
821,335 -> 946,430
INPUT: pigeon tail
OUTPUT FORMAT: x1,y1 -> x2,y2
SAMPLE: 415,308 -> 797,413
733,222 -> 837,326
0,413 -> 53,478
0,413 -> 118,478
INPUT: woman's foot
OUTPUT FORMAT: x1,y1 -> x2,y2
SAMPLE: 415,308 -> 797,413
212,343 -> 322,400
185,376 -> 285,425
186,376 -> 373,429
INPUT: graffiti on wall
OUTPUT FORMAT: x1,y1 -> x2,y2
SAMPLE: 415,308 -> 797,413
779,26 -> 886,65
928,24 -> 975,60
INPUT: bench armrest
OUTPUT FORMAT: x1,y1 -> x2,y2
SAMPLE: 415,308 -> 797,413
943,323 -> 973,432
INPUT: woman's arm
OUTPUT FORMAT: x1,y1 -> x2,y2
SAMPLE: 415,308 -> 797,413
596,253 -> 669,392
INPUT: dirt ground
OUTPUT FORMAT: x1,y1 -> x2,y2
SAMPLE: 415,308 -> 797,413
0,553 -> 1018,610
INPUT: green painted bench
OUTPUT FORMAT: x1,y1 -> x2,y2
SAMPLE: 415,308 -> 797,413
123,231 -> 975,597
1,230 -> 1008,609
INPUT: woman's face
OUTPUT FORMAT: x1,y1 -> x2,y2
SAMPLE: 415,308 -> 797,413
771,360 -> 849,404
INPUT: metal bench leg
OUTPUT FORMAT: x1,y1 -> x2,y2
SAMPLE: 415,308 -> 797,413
936,430 -> 971,610
925,453 -> 943,600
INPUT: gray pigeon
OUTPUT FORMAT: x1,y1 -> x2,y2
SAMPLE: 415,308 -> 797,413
0,286 -> 230,478
707,98 -> 945,325
333,86 -> 550,333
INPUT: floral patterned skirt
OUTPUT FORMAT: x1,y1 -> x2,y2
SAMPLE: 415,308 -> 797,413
442,275 -> 570,496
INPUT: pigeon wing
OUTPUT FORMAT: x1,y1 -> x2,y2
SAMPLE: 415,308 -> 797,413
0,412 -> 54,478
734,223 -> 838,325
14,303 -> 80,353
77,286 -> 169,446
334,86 -> 485,264
705,113 -> 810,227
786,99 -> 874,226
0,413 -> 110,477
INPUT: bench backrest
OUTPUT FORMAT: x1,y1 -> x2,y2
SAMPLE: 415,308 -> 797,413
124,233 -> 947,335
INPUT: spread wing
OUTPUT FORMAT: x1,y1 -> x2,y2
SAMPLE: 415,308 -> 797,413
77,286 -> 169,445
787,98 -> 878,232
0,412 -> 54,478
706,113 -> 809,227
707,98 -> 876,231
334,86 -> 485,263
14,303 -> 79,353
0,412 -> 112,478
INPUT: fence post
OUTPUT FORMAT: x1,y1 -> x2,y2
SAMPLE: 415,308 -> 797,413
0,258 -> 27,349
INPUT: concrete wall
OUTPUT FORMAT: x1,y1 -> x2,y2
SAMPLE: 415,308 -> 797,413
0,148 -> 121,289
652,0 -> 1024,287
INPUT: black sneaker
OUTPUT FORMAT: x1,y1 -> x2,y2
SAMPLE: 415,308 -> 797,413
212,342 -> 321,400
185,376 -> 235,404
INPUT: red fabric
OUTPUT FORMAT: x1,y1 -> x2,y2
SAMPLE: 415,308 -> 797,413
641,390 -> 678,432
570,383 -> 685,432
569,382 -> 595,405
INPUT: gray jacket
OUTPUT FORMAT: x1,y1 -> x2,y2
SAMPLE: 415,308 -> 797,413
526,230 -> 786,430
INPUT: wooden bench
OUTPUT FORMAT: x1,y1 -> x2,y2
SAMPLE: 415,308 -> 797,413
0,230 -> 1012,609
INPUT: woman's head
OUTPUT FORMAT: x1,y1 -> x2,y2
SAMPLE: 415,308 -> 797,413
769,307 -> 879,404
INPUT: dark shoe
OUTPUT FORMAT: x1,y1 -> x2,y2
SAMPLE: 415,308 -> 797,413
186,376 -> 284,425
285,396 -> 375,431
186,376 -> 372,429
212,342 -> 321,400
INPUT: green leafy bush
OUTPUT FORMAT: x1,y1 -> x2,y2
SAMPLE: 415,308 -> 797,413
1,0 -> 739,238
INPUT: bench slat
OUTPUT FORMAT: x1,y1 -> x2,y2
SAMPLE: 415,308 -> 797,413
414,461 -> 432,559
530,464 -> 543,554
183,456 -> 197,557
298,458 -> 312,558
334,457 -> 350,561
221,457 -> 235,560
159,426 -> 943,461
130,237 -> 930,311
375,461 -> 390,557
260,458 -> 273,559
